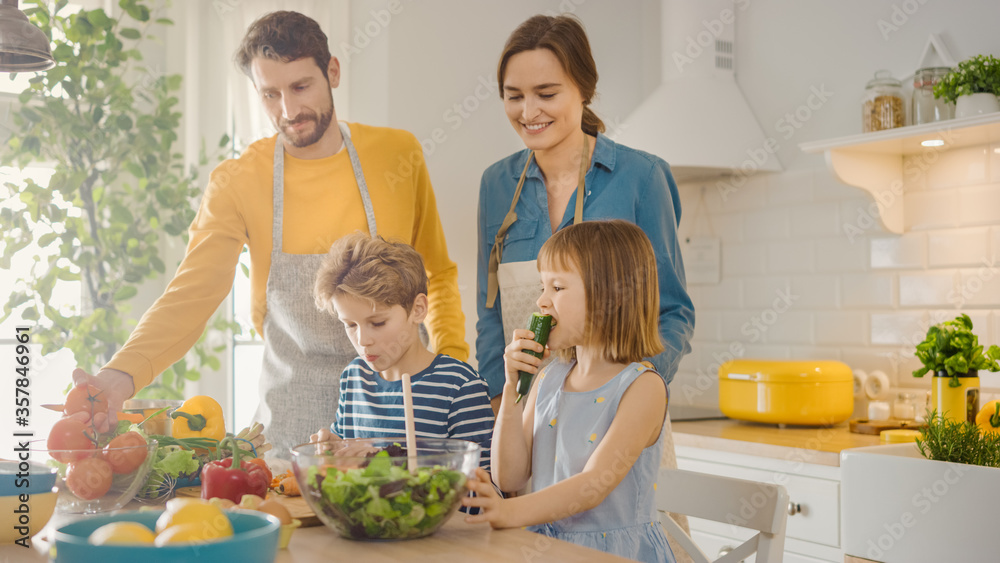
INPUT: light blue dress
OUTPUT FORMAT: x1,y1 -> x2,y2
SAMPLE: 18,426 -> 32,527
528,359 -> 675,563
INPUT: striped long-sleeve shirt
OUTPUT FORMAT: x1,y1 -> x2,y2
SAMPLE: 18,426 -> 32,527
332,355 -> 494,469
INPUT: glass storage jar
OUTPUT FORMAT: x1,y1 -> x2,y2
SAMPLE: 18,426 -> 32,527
862,70 -> 906,132
912,66 -> 954,125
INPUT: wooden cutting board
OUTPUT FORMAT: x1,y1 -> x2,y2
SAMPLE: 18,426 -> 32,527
849,418 -> 926,435
175,486 -> 321,527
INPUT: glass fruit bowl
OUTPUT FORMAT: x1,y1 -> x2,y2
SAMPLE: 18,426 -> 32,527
290,438 -> 479,540
35,440 -> 158,514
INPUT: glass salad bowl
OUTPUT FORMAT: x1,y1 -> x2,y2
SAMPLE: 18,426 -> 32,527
290,438 -> 479,540
34,440 -> 158,514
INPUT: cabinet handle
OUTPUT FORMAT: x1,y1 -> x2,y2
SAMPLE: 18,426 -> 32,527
788,501 -> 801,516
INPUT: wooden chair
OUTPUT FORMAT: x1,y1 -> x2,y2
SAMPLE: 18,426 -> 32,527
656,467 -> 790,563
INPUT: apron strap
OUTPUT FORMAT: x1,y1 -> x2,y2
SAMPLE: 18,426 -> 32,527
486,152 -> 534,309
339,122 -> 378,237
486,135 -> 590,309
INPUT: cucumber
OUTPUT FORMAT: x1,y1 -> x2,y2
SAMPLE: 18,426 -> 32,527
515,313 -> 552,403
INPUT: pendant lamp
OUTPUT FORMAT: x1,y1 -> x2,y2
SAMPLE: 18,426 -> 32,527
0,0 -> 55,72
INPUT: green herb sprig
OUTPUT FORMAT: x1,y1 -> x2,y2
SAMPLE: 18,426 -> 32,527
916,410 -> 1000,468
912,314 -> 1000,387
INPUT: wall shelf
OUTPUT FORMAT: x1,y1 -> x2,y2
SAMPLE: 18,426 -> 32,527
799,112 -> 1000,234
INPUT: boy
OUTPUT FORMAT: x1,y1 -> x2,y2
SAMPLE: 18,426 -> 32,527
312,233 -> 494,468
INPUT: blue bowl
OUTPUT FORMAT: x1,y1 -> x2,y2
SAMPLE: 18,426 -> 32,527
0,461 -> 57,496
52,509 -> 280,563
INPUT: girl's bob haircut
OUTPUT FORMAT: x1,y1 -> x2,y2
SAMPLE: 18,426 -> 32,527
538,220 -> 664,364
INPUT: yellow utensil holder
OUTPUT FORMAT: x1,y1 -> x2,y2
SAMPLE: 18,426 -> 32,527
930,371 -> 979,424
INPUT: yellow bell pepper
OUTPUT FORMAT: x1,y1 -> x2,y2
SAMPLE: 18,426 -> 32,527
170,395 -> 226,441
975,400 -> 1000,434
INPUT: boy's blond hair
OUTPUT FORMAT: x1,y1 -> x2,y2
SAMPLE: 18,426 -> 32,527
314,232 -> 428,314
538,220 -> 665,364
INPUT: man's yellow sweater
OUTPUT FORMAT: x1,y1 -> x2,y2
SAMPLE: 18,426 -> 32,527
106,122 -> 467,390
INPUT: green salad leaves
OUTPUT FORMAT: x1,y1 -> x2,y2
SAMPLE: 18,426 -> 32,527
913,314 -> 1000,387
307,451 -> 467,540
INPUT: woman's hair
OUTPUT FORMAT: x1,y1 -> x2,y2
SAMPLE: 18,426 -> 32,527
314,233 -> 428,315
497,14 -> 605,136
538,220 -> 664,364
234,11 -> 332,82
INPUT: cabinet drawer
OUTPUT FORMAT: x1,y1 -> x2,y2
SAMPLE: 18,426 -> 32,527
677,457 -> 840,548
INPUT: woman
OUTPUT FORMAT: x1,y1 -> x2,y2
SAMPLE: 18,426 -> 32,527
476,14 -> 695,410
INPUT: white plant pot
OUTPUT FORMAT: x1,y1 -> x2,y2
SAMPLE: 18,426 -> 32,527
955,92 -> 1000,118
841,444 -> 1000,562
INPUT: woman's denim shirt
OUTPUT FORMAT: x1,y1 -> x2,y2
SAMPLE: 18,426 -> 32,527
476,132 -> 695,398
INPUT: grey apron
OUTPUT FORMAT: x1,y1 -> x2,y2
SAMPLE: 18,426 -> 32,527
254,122 -> 377,460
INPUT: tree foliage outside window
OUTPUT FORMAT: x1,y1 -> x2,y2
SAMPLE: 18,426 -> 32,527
1,0 -> 237,399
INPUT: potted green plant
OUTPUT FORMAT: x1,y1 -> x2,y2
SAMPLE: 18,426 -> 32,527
932,54 -> 1000,118
0,0 -> 236,399
912,313 -> 1000,423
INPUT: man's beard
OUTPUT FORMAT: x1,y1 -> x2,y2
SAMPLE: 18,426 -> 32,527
278,97 -> 334,148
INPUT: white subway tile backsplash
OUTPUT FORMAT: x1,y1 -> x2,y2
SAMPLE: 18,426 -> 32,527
871,312 -> 928,346
790,202 -> 841,238
813,168 -> 863,201
718,173 -> 768,212
991,143 -> 1000,183
901,154 -> 929,192
670,371 -> 718,407
992,227 -> 1000,264
699,342 -> 751,375
710,212 -> 745,244
904,190 -> 957,230
841,347 -> 906,379
816,236 -> 869,273
953,269 -> 1000,308
957,183 -> 1000,226
742,276 -> 792,309
816,312 -> 868,345
928,228 -> 991,267
841,273 -> 894,308
696,278 -> 743,309
741,344 -> 792,360
899,272 -> 958,307
762,311 -> 814,344
926,145 -> 989,189
768,240 -> 815,273
871,234 -> 926,269
790,275 -> 839,309
692,311 -> 722,342
720,311 -> 754,344
788,346 -> 842,361
839,197 -> 886,240
722,242 -> 767,276
927,311 -> 991,344
744,208 -> 790,241
767,168 -> 814,205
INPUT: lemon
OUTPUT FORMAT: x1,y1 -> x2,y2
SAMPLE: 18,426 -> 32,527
153,521 -> 231,546
155,498 -> 233,537
88,521 -> 156,545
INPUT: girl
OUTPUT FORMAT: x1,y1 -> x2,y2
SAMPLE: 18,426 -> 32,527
475,13 -> 694,413
464,220 -> 675,563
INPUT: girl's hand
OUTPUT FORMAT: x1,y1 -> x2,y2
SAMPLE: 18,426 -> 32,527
502,328 -> 548,393
462,467 -> 512,528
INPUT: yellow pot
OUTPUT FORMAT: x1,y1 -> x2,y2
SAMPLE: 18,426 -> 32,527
718,359 -> 854,425
930,371 -> 979,424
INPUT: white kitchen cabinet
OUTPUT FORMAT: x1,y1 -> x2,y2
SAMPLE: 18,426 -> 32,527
675,445 -> 843,563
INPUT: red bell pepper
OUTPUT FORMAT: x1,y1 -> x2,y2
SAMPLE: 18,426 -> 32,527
200,436 -> 269,503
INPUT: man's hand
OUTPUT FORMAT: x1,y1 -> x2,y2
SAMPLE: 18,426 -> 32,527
462,468 -> 511,528
71,367 -> 135,428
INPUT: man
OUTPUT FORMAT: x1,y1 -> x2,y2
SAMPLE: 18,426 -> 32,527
76,11 -> 467,459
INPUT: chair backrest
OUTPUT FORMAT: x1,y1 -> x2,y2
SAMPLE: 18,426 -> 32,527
656,467 -> 789,563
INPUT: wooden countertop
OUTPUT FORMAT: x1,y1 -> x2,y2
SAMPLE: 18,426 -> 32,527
670,418 -> 882,466
7,508 -> 631,563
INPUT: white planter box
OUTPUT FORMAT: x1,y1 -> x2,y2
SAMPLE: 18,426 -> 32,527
841,444 -> 999,562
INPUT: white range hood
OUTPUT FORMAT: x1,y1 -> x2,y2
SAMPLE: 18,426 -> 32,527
614,0 -> 781,182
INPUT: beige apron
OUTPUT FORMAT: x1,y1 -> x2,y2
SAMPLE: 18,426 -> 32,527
253,123 -> 377,460
486,137 -> 589,345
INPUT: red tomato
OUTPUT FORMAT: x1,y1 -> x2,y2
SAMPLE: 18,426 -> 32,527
47,418 -> 95,463
102,432 -> 148,474
66,457 -> 113,500
63,383 -> 109,417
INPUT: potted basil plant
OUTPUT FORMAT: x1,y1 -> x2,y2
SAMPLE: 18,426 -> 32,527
912,314 -> 1000,423
932,54 -> 1000,118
